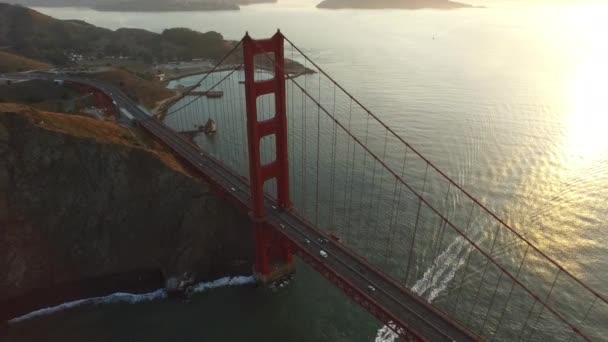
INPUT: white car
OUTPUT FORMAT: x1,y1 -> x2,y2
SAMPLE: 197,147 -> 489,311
320,250 -> 328,258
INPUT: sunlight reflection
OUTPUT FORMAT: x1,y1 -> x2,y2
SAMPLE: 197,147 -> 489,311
516,3 -> 608,276
558,5 -> 608,167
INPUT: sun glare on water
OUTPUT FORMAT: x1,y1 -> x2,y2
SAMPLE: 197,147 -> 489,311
555,4 -> 608,165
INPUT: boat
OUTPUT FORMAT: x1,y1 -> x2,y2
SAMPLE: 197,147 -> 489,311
205,90 -> 224,98
204,118 -> 217,134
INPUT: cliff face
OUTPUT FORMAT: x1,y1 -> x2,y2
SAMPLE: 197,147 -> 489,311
0,104 -> 253,302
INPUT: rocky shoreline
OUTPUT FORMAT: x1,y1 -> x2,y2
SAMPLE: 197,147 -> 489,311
1,269 -> 164,322
0,104 -> 254,322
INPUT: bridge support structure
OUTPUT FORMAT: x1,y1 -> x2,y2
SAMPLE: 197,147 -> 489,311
243,31 -> 294,284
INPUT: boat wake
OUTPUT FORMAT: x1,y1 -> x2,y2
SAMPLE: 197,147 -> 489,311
375,322 -> 404,342
375,236 -> 471,342
8,275 -> 255,324
411,236 -> 470,303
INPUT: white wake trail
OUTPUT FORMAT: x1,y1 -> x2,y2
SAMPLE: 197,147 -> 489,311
375,236 -> 472,342
410,236 -> 468,299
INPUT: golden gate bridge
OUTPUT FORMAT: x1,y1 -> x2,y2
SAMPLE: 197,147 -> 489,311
66,31 -> 607,341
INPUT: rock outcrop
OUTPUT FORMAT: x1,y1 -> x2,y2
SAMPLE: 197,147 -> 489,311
0,104 -> 253,302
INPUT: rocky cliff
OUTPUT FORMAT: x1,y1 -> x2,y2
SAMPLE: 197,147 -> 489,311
0,104 -> 253,303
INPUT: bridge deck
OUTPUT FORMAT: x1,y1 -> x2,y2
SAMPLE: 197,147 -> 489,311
62,77 -> 478,342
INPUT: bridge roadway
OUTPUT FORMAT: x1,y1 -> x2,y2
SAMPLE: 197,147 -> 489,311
25,73 -> 478,341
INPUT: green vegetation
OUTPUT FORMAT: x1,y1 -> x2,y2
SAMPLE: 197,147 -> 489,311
0,79 -> 93,113
81,68 -> 174,109
161,28 -> 226,61
0,79 -> 74,104
0,3 -> 235,65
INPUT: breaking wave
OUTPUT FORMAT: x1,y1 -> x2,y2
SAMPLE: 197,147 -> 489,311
8,275 -> 255,324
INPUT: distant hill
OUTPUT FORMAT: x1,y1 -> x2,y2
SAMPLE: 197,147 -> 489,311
5,0 -> 277,11
317,0 -> 477,10
0,51 -> 49,72
6,0 -> 239,11
239,0 -> 277,4
0,3 -> 233,65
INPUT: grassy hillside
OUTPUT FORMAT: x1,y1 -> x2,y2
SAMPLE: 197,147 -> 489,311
0,102 -> 194,176
0,79 -> 76,104
82,68 -> 175,109
0,78 -> 97,114
0,3 -> 233,65
0,50 -> 49,72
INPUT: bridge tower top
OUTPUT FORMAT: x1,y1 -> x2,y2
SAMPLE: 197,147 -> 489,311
243,31 -> 291,217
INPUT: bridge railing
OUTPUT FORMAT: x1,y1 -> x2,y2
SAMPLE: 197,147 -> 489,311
162,33 -> 607,341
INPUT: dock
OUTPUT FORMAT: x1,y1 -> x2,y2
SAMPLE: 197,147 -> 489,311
186,90 -> 224,98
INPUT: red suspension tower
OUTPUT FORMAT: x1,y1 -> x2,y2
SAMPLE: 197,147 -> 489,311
243,31 -> 294,284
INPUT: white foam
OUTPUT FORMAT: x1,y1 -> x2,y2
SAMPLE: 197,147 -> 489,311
7,288 -> 168,324
426,252 -> 468,303
8,275 -> 255,324
411,236 -> 470,302
374,321 -> 403,342
191,275 -> 256,293
375,236 -> 473,342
